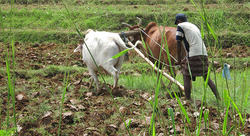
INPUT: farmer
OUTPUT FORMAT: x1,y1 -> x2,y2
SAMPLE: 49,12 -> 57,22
175,13 -> 220,100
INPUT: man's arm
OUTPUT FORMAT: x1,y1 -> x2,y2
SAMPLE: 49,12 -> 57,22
176,25 -> 184,65
177,40 -> 182,65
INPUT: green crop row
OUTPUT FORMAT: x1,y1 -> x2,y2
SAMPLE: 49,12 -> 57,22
1,3 -> 249,46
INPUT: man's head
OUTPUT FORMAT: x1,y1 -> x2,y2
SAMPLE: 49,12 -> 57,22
174,13 -> 188,25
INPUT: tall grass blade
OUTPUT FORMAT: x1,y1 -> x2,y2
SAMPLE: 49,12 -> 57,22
10,0 -> 17,133
58,72 -> 70,136
197,107 -> 203,136
10,40 -> 17,135
190,0 -> 218,43
173,92 -> 191,125
233,56 -> 236,102
228,96 -> 244,126
159,24 -> 175,77
0,6 -> 3,129
57,25 -> 71,136
242,69 -> 247,112
197,67 -> 211,136
152,123 -> 156,136
0,98 -> 1,129
226,125 -> 235,136
105,48 -> 130,63
201,24 -> 204,39
149,71 -> 162,135
168,108 -> 176,136
223,89 -> 229,108
0,6 -> 9,130
243,88 -> 250,110
1,0 -> 17,133
106,42 -> 140,63
204,109 -> 209,135
223,93 -> 230,135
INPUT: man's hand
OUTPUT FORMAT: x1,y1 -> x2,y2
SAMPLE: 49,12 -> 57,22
175,61 -> 180,65
180,59 -> 186,65
175,59 -> 186,66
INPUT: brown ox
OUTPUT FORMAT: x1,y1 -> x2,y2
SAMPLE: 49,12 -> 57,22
122,18 -> 186,88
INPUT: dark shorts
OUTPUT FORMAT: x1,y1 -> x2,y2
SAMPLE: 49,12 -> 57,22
182,55 -> 209,81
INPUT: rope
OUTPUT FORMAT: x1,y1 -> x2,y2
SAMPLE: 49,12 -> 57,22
144,53 -> 181,68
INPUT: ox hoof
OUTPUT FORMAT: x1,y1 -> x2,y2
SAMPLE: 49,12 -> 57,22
111,86 -> 118,91
96,89 -> 102,95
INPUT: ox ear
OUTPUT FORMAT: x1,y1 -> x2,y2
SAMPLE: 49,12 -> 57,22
74,44 -> 82,53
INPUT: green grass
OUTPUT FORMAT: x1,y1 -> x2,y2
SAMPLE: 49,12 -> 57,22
0,2 -> 249,45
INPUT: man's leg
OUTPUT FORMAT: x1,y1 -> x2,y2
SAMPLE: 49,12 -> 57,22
183,75 -> 192,100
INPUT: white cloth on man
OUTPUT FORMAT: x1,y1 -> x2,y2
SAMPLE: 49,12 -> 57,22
176,22 -> 207,57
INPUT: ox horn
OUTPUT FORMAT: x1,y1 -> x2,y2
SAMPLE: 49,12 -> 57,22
121,22 -> 133,29
136,17 -> 142,26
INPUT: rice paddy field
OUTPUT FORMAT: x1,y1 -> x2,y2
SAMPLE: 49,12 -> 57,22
0,0 -> 249,135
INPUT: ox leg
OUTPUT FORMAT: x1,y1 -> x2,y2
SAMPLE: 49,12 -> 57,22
88,68 -> 101,93
103,66 -> 119,90
89,76 -> 94,89
113,70 -> 119,90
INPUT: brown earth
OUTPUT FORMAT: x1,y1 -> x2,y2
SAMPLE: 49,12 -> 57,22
0,42 -> 249,135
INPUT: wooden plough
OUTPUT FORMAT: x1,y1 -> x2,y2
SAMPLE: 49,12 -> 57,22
125,40 -> 184,91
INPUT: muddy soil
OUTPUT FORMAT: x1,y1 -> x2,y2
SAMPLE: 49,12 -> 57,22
0,42 -> 249,135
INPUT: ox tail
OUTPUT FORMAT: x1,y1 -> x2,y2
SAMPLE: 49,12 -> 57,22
114,38 -> 128,51
74,44 -> 82,52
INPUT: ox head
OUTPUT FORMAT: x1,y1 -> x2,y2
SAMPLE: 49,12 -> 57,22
121,17 -> 144,44
85,29 -> 94,35
74,29 -> 94,53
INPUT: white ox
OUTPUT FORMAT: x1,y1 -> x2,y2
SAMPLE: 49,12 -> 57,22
74,29 -> 127,93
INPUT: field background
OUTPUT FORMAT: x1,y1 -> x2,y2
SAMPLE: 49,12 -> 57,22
0,0 -> 249,135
